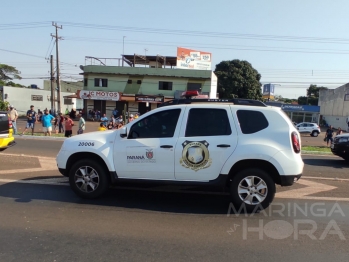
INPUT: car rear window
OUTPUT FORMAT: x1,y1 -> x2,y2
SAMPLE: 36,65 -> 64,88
0,113 -> 8,122
237,110 -> 269,134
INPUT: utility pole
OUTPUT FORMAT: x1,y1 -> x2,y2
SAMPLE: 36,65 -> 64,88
144,48 -> 148,67
50,55 -> 55,112
122,36 -> 126,67
51,22 -> 62,113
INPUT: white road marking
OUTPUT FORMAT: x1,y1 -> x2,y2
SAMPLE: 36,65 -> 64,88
0,177 -> 68,186
0,154 -> 57,174
276,179 -> 349,201
0,177 -> 349,202
302,176 -> 349,182
0,153 -> 348,202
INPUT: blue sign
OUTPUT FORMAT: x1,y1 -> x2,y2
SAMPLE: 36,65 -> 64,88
281,104 -> 320,113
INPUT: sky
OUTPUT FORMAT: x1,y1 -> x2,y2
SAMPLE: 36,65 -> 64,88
2,0 -> 349,99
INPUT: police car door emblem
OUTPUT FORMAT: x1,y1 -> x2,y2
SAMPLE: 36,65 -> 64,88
180,141 -> 212,171
146,149 -> 154,159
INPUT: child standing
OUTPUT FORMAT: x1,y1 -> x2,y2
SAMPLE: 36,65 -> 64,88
64,116 -> 74,137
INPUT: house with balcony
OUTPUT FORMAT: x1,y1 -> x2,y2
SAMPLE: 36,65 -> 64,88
79,55 -> 218,117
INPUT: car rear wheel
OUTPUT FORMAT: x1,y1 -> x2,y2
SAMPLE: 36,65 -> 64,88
69,159 -> 110,199
230,168 -> 275,213
311,131 -> 319,137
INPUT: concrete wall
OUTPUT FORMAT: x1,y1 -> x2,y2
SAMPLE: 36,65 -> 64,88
1,86 -> 77,115
319,83 -> 349,129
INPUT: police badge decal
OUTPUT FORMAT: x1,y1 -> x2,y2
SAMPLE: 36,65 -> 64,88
180,140 -> 212,171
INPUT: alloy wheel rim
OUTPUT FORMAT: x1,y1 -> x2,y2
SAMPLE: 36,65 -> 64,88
74,166 -> 100,193
237,176 -> 268,205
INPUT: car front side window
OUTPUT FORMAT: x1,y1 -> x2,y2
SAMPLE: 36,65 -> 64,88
128,109 -> 181,139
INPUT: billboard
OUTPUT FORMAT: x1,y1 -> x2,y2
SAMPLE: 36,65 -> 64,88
77,90 -> 121,101
262,84 -> 275,100
176,47 -> 211,70
135,95 -> 164,103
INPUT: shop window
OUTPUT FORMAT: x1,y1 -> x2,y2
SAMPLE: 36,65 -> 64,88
94,78 -> 108,87
84,78 -> 88,87
159,81 -> 173,90
187,83 -> 202,91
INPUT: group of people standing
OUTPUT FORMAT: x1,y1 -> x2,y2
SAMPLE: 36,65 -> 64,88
97,111 -> 139,131
7,105 -> 144,135
9,105 -> 86,137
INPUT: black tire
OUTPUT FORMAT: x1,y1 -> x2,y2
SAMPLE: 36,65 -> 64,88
229,168 -> 275,213
69,159 -> 110,199
311,131 -> 319,137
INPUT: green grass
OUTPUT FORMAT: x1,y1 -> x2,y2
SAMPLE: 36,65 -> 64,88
302,146 -> 331,152
20,132 -> 65,137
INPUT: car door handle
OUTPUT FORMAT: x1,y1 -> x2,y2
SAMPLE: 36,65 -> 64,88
160,145 -> 173,148
217,144 -> 231,148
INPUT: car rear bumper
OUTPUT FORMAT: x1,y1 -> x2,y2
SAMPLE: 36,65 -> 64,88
279,174 -> 302,186
0,137 -> 15,149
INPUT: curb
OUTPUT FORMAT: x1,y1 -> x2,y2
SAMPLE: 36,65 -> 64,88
301,150 -> 332,155
13,135 -> 66,141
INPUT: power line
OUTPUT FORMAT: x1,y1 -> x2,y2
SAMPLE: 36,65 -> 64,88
57,21 -> 349,45
45,37 -> 54,59
0,21 -> 50,27
62,36 -> 349,55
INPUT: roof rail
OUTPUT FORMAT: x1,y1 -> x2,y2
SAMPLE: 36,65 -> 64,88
158,98 -> 267,108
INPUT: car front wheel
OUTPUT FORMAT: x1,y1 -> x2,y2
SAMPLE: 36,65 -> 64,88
69,159 -> 110,199
230,168 -> 275,213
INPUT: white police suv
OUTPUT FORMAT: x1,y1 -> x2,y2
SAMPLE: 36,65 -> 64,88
56,93 -> 304,212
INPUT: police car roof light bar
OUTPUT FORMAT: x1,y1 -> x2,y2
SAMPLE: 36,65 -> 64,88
158,98 -> 267,107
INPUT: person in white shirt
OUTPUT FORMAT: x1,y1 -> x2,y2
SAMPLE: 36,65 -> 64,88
8,105 -> 18,134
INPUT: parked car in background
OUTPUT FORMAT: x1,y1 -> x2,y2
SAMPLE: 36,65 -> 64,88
331,133 -> 349,162
0,111 -> 15,151
296,122 -> 321,137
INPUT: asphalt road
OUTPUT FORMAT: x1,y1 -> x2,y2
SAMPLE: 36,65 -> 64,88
0,139 -> 349,261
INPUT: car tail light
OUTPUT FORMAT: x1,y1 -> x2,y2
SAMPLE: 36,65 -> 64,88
291,131 -> 300,153
8,119 -> 13,129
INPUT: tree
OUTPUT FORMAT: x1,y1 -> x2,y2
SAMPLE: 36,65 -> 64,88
298,84 -> 328,105
214,60 -> 262,100
307,84 -> 327,97
0,64 -> 22,86
0,96 -> 9,111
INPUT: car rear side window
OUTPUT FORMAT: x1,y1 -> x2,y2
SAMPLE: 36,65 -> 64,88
237,110 -> 269,134
185,109 -> 232,137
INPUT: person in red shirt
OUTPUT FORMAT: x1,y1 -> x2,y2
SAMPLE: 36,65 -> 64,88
64,116 -> 74,137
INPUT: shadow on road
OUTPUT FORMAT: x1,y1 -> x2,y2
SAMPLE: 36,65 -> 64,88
303,157 -> 349,168
0,182 -> 235,215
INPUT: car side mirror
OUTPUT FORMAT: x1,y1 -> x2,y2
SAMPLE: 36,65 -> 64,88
120,126 -> 127,138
